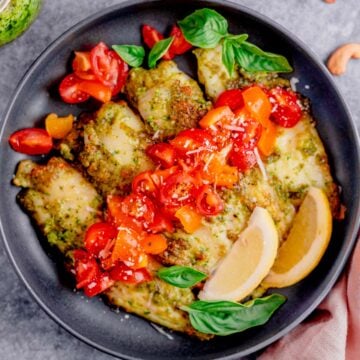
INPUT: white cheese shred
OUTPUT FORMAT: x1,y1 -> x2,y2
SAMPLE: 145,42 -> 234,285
150,323 -> 174,340
290,77 -> 299,92
254,148 -> 268,181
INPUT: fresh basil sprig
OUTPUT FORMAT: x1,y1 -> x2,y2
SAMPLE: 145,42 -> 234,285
178,8 -> 228,48
112,45 -> 145,68
148,36 -> 174,68
234,41 -> 293,73
157,266 -> 207,288
181,294 -> 286,336
222,34 -> 248,76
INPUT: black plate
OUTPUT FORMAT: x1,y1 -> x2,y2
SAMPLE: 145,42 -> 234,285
1,0 -> 360,359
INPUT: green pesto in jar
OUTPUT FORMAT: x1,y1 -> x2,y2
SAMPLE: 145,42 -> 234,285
0,0 -> 42,46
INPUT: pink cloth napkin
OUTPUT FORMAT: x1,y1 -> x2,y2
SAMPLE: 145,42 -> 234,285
259,237 -> 360,360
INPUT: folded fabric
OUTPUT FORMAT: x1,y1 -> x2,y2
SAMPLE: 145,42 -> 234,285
259,237 -> 360,360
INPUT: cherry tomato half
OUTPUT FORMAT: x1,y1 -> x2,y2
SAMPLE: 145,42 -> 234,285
83,272 -> 115,297
9,128 -> 53,155
132,171 -> 158,196
109,263 -> 152,284
72,51 -> 96,80
73,249 -> 101,289
268,87 -> 302,128
195,185 -> 224,216
90,42 -> 128,95
59,73 -> 90,104
77,80 -> 112,103
215,89 -> 244,111
142,24 -> 164,48
229,140 -> 257,172
146,143 -> 178,168
84,222 -> 118,257
168,25 -> 192,56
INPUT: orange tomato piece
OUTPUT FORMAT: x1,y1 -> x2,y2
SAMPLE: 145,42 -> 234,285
199,106 -> 234,128
77,80 -> 112,103
73,51 -> 92,72
45,113 -> 74,139
175,205 -> 203,234
242,86 -> 272,122
140,234 -> 168,254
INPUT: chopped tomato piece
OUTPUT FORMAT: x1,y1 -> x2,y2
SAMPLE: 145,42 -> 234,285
160,171 -> 198,208
148,211 -> 174,233
73,250 -> 101,289
84,222 -> 118,257
199,106 -> 234,128
72,51 -> 96,80
59,73 -> 90,104
150,166 -> 178,188
45,113 -> 74,139
110,263 -> 152,284
90,42 -> 128,95
268,87 -> 302,128
257,120 -> 277,156
175,205 -> 203,233
146,143 -> 178,168
142,24 -> 171,60
132,171 -> 158,196
77,80 -> 112,103
140,234 -> 168,254
242,86 -> 272,122
168,25 -> 192,56
196,185 -> 224,216
9,128 -> 53,155
229,139 -> 257,172
83,272 -> 115,297
215,89 -> 244,111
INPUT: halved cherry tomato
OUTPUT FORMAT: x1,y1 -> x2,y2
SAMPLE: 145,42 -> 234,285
150,166 -> 178,187
160,171 -> 198,208
9,128 -> 53,155
140,234 -> 168,254
73,249 -> 101,289
45,113 -> 74,139
199,106 -> 234,128
109,263 -> 152,284
111,228 -> 148,269
84,222 -> 118,256
168,25 -> 192,56
90,42 -> 128,95
59,73 -> 90,104
229,140 -> 257,172
72,51 -> 96,80
147,211 -> 174,233
77,80 -> 112,103
170,128 -> 216,154
132,171 -> 158,196
83,272 -> 115,297
175,205 -> 203,233
195,185 -> 224,216
215,89 -> 244,111
242,85 -> 272,122
268,87 -> 302,128
146,143 -> 177,168
142,24 -> 172,60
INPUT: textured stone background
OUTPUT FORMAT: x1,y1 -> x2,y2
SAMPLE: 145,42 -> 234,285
0,0 -> 359,359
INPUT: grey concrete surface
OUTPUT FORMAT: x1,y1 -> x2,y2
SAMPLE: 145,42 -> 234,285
0,0 -> 359,359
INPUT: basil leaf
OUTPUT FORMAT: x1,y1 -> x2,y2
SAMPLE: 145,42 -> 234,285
222,34 -> 248,76
181,294 -> 286,335
157,266 -> 207,288
148,36 -> 174,68
178,8 -> 228,48
112,45 -> 145,67
234,41 -> 293,73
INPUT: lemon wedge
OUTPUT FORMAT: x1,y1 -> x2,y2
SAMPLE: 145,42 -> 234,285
199,207 -> 278,302
263,187 -> 332,289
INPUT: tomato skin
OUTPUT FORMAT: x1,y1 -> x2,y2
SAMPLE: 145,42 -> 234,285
146,143 -> 177,168
72,51 -> 96,80
229,140 -> 257,172
83,272 -> 115,297
147,211 -> 174,233
110,263 -> 152,284
168,25 -> 192,56
142,24 -> 164,48
132,171 -> 158,196
268,87 -> 302,128
84,222 -> 118,256
9,128 -> 53,155
59,73 -> 90,103
73,250 -> 101,289
195,185 -> 224,216
215,89 -> 244,111
77,80 -> 112,103
90,42 -> 128,95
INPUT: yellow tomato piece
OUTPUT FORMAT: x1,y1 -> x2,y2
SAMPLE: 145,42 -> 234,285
45,113 -> 74,139
175,205 -> 203,234
199,106 -> 234,128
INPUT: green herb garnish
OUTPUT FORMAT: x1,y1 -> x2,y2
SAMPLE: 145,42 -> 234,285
157,266 -> 207,288
112,45 -> 145,67
148,36 -> 174,68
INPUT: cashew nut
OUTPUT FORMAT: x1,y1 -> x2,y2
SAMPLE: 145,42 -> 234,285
327,43 -> 360,75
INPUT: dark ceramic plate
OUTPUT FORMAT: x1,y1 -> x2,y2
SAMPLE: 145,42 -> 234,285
1,0 -> 359,359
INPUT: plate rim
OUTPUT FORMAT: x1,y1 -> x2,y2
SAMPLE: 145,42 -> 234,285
1,0 -> 360,359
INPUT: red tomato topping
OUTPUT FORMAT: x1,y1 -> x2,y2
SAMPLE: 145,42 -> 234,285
168,25 -> 192,57
77,80 -> 112,103
147,211 -> 174,233
215,89 -> 244,111
90,42 -> 128,95
9,128 -> 53,155
195,185 -> 224,216
132,171 -> 158,196
84,222 -> 118,257
268,87 -> 302,128
146,143 -> 178,168
229,140 -> 257,172
142,24 -> 164,48
59,73 -> 90,104
83,272 -> 115,297
110,263 -> 152,284
73,250 -> 101,289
